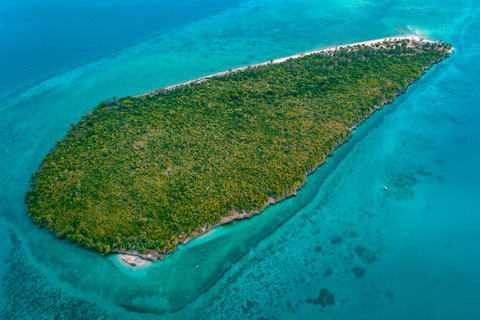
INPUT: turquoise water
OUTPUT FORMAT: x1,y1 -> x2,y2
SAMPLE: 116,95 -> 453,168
1,0 -> 479,318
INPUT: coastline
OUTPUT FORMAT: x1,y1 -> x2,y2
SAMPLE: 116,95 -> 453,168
136,35 -> 435,98
106,37 -> 452,262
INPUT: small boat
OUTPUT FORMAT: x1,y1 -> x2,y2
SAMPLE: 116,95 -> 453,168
195,265 -> 200,268
383,186 -> 388,190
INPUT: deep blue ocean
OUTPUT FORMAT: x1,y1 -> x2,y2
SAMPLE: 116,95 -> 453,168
1,0 -> 479,319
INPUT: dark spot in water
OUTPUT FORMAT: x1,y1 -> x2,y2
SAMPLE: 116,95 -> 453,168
385,290 -> 394,302
286,300 -> 296,314
434,277 -> 442,284
392,171 -> 420,200
354,246 -> 377,264
348,231 -> 359,238
415,166 -> 434,178
443,243 -> 450,250
453,136 -> 467,144
323,268 -> 333,277
353,267 -> 366,278
343,253 -> 354,264
446,116 -> 461,124
436,174 -> 445,183
360,208 -> 376,218
436,159 -> 446,165
314,245 -> 323,253
241,299 -> 257,315
305,288 -> 335,307
241,305 -> 248,314
331,236 -> 343,244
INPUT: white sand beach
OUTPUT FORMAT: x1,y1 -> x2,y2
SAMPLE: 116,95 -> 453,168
138,35 -> 435,97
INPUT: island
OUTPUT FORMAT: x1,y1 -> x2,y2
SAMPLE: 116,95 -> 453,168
25,37 -> 452,260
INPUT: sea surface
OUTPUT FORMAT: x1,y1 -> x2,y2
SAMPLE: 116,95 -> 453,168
1,0 -> 479,319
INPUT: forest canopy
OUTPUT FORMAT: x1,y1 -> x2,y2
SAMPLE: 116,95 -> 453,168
25,39 -> 452,256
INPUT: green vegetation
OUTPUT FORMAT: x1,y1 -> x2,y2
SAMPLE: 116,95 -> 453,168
25,39 -> 452,255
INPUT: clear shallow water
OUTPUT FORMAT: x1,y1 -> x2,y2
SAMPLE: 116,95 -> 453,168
1,0 -> 479,319
0,0 -> 246,98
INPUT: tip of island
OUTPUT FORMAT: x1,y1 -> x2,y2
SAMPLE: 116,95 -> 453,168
25,36 -> 453,264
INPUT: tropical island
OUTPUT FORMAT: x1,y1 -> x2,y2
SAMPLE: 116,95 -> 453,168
25,37 -> 452,260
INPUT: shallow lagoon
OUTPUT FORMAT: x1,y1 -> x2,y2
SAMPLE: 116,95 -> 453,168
1,0 -> 479,318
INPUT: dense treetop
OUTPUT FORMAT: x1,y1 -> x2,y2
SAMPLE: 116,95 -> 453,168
25,39 -> 452,255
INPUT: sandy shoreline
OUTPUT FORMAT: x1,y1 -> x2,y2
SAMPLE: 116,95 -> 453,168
117,36 -> 450,263
136,35 -> 433,98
